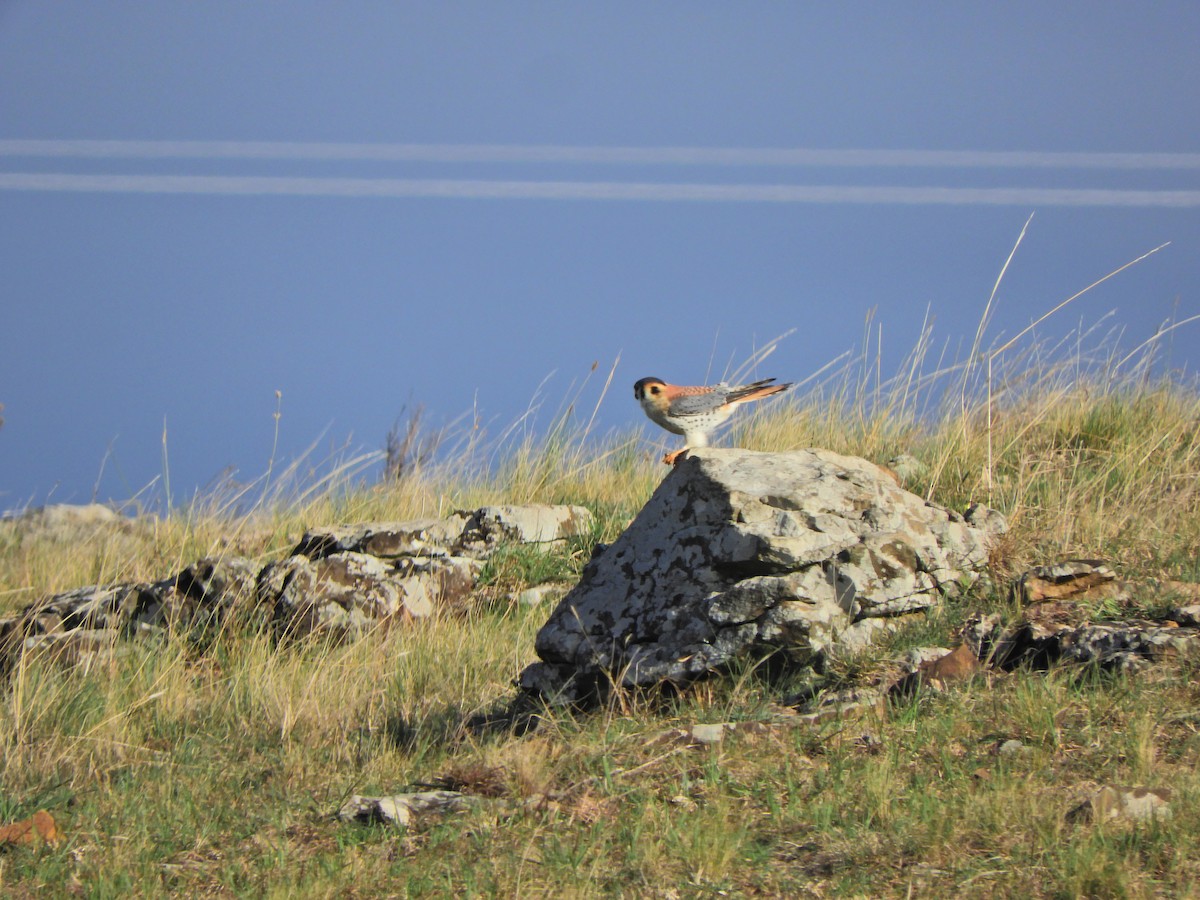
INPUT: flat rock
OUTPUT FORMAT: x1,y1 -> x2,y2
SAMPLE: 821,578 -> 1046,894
20,582 -> 168,633
1014,559 -> 1128,605
459,504 -> 593,548
337,791 -> 472,828
292,517 -> 471,560
20,629 -> 122,672
4,503 -> 123,534
292,504 -> 593,561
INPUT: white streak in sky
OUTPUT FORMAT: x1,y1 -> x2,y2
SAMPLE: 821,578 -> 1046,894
1,172 -> 1198,207
0,140 -> 1199,170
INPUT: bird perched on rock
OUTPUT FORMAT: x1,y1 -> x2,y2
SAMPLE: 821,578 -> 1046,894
633,376 -> 793,464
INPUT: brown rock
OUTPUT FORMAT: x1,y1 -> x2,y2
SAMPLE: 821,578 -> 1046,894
890,643 -> 982,697
1015,560 -> 1128,605
0,810 -> 60,846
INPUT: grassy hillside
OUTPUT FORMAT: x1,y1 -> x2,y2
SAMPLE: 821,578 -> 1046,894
3,325 -> 1200,897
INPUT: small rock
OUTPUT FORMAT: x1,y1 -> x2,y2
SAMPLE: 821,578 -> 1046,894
261,552 -> 480,639
1066,785 -> 1171,824
997,739 -> 1027,757
964,503 -> 1008,534
649,723 -> 727,747
337,791 -> 472,828
835,616 -> 912,656
516,583 -> 570,608
885,454 -> 926,483
688,723 -> 729,745
292,517 -> 470,560
650,721 -> 771,748
983,617 -> 1198,673
791,685 -> 887,724
20,629 -> 121,672
854,733 -> 883,753
901,646 -> 954,668
173,556 -> 259,606
1169,602 -> 1200,628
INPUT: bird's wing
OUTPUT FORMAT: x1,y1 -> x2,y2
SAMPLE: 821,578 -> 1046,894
666,389 -> 730,417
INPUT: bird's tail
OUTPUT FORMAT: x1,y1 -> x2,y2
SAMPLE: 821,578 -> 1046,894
728,378 -> 793,403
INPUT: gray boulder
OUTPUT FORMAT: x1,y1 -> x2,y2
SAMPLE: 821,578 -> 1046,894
519,448 -> 1001,703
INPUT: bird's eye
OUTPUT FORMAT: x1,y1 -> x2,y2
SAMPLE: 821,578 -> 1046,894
650,386 -> 660,395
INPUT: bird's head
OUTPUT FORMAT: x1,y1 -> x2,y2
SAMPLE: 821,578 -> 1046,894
634,377 -> 667,402
634,377 -> 672,416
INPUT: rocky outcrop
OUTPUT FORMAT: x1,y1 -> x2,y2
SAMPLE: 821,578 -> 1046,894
290,504 -> 591,560
966,613 -> 1200,674
1,504 -> 592,669
779,559 -> 1200,728
518,448 -> 1005,704
259,552 -> 481,639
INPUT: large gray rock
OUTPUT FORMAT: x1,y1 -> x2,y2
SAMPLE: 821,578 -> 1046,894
519,448 -> 1001,703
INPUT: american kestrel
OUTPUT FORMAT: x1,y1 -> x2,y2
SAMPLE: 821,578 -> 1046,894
633,376 -> 793,464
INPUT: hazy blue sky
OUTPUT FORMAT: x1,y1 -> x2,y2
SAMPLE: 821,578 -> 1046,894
2,3 -> 1198,511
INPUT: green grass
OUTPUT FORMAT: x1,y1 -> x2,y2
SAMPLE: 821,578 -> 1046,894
5,283 -> 1200,896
